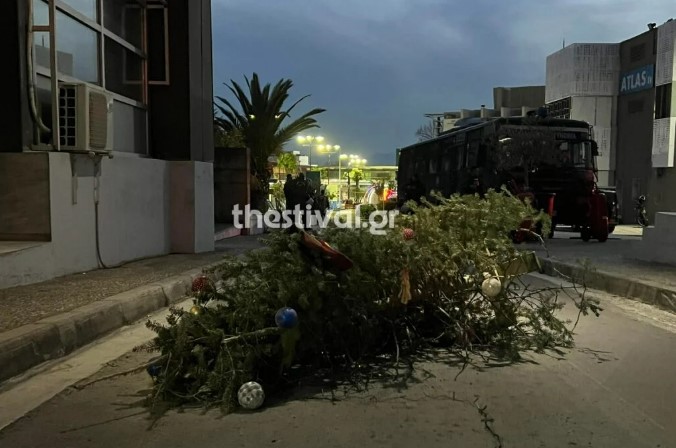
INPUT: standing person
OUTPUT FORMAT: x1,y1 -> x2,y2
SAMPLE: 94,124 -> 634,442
294,173 -> 312,228
283,174 -> 295,211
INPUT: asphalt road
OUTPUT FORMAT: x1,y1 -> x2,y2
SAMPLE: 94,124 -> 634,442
0,274 -> 675,448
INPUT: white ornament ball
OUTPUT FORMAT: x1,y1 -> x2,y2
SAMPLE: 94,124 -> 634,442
237,381 -> 265,410
481,277 -> 502,298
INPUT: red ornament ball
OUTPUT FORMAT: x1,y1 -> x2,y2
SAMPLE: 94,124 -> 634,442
403,228 -> 415,240
192,275 -> 212,293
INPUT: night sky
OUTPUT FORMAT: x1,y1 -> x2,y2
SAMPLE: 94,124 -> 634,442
212,0 -> 674,165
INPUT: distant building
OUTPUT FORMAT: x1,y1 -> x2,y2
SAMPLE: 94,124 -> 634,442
435,86 -> 546,133
545,19 -> 676,221
615,19 -> 676,221
545,43 -> 620,187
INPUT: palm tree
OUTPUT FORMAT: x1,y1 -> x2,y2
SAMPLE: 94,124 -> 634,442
214,73 -> 325,211
277,151 -> 298,179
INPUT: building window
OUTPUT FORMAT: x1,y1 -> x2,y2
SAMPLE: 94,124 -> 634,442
34,0 -> 148,104
59,0 -> 98,21
147,4 -> 170,84
104,37 -> 143,101
32,0 -> 156,154
547,97 -> 571,119
655,84 -> 672,119
104,0 -> 143,49
55,11 -> 100,84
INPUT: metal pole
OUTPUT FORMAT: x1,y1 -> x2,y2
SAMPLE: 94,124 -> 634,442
338,156 -> 342,201
48,0 -> 60,150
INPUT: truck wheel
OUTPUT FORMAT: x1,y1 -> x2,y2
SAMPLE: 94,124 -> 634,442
581,228 -> 591,242
596,217 -> 609,242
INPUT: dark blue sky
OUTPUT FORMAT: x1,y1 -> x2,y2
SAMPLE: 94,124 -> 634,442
212,0 -> 673,165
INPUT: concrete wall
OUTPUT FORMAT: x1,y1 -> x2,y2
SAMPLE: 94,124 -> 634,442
169,161 -> 215,253
214,148 -> 250,224
652,19 -> 676,169
648,22 -> 676,220
546,43 -> 620,103
493,86 -> 545,109
0,153 -> 217,288
546,43 -> 620,187
0,153 -> 175,288
616,29 -> 658,222
0,153 -> 51,240
571,96 -> 616,186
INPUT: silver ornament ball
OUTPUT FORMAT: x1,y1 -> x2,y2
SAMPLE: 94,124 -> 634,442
481,277 -> 502,298
237,381 -> 265,410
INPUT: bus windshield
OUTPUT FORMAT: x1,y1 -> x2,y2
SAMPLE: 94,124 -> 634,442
556,141 -> 594,169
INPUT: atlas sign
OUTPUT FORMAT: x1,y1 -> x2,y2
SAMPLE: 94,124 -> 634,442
619,65 -> 654,95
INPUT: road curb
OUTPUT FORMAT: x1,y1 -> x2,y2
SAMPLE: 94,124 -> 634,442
0,261 -> 224,385
540,258 -> 676,314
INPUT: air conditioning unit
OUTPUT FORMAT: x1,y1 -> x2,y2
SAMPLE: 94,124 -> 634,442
58,82 -> 114,152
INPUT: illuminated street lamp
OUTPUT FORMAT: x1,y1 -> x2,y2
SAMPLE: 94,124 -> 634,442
317,143 -> 341,165
296,135 -> 325,166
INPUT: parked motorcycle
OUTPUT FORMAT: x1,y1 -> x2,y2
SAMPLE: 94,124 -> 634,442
635,195 -> 649,227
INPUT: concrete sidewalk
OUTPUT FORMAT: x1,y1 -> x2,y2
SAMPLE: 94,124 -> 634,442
530,227 -> 676,313
0,235 -> 266,384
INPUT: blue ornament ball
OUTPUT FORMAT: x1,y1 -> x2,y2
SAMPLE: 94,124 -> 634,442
275,307 -> 299,329
147,364 -> 162,377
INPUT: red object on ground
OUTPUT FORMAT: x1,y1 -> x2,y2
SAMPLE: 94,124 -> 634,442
588,191 -> 609,242
192,275 -> 212,293
403,228 -> 415,240
300,231 -> 354,271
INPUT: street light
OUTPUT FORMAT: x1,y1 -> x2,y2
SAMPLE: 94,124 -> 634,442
317,144 -> 341,165
296,135 -> 325,166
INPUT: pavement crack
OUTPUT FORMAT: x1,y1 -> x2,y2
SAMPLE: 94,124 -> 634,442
419,389 -> 505,447
450,391 -> 503,448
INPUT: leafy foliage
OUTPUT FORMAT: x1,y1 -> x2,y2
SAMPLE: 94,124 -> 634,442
141,190 -> 599,414
350,168 -> 364,189
277,151 -> 298,175
214,73 -> 325,210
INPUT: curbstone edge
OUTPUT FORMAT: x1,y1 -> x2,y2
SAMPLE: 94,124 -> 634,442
0,262 -> 226,385
541,258 -> 676,314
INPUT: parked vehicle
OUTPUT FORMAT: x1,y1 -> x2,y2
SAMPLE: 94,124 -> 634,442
396,114 -> 616,242
635,195 -> 649,227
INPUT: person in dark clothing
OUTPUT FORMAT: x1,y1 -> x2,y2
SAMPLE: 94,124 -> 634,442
283,174 -> 295,210
293,173 -> 313,228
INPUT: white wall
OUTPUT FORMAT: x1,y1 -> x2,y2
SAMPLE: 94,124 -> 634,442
652,20 -> 676,168
546,44 -> 620,186
546,43 -> 620,103
571,96 -> 616,185
0,153 -> 172,288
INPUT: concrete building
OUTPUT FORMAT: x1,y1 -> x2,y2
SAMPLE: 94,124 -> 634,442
0,0 -> 215,288
615,27 -> 659,222
438,86 -> 545,132
545,43 -> 621,187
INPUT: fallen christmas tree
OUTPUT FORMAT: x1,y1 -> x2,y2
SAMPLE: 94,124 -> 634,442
138,190 -> 601,414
